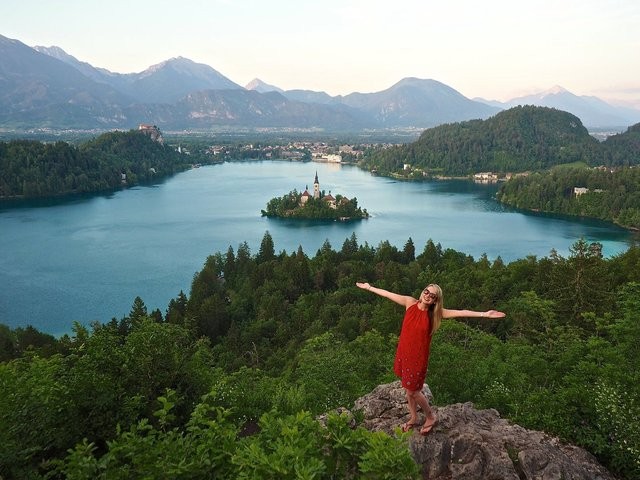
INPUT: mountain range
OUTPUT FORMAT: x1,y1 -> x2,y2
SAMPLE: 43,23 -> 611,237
477,86 -> 640,131
1,34 -> 639,132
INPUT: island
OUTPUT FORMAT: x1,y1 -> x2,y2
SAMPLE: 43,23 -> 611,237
261,171 -> 369,221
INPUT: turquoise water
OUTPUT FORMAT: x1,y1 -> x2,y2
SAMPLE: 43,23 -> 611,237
0,160 -> 635,335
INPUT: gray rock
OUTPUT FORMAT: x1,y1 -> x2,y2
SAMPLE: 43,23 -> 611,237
351,381 -> 616,480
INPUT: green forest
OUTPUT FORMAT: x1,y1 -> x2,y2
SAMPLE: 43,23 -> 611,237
0,129 -> 190,199
361,106 -> 640,177
262,190 -> 369,220
1,232 -> 640,479
497,164 -> 640,230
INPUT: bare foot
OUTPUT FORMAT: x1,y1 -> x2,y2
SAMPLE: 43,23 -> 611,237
420,416 -> 438,435
401,420 -> 418,432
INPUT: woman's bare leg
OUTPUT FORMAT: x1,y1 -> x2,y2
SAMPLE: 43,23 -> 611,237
405,389 -> 419,421
401,388 -> 419,431
406,389 -> 437,434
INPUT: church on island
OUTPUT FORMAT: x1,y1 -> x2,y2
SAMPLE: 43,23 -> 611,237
300,171 -> 336,209
261,171 -> 368,220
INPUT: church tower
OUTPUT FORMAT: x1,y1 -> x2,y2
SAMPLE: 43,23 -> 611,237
313,171 -> 320,199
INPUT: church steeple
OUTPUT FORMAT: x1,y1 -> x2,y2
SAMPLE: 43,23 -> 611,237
313,171 -> 320,199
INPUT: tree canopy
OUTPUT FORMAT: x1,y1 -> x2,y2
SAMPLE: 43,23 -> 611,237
0,129 -> 190,199
262,190 -> 368,220
496,165 -> 640,229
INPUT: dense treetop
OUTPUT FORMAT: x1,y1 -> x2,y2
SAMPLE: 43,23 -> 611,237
600,122 -> 640,167
262,190 -> 369,220
0,129 -> 190,199
497,164 -> 640,230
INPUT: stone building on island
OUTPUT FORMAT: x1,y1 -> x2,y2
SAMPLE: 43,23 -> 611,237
299,172 -> 338,209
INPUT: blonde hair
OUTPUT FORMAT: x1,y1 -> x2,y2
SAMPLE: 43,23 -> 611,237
426,283 -> 444,334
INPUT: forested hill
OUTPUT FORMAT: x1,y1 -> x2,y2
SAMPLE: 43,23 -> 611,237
362,106 -> 605,176
0,129 -> 190,199
494,124 -> 640,230
497,165 -> 640,230
601,122 -> 640,166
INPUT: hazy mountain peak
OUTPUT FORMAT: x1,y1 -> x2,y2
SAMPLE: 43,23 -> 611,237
543,85 -> 570,96
136,56 -> 242,92
341,77 -> 500,128
246,78 -> 283,93
32,43 -> 118,80
485,85 -> 640,128
387,77 -> 460,97
146,56 -> 197,74
0,34 -> 23,47
245,78 -> 265,89
394,77 -> 442,86
33,45 -> 73,61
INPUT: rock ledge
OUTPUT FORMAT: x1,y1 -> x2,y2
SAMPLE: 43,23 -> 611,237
352,381 -> 616,480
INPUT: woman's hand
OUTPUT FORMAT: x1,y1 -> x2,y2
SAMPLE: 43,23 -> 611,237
484,310 -> 506,318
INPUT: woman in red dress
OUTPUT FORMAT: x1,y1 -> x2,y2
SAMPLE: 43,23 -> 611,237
356,282 -> 505,435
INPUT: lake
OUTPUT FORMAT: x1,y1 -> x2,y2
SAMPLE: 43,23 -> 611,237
0,160 -> 635,335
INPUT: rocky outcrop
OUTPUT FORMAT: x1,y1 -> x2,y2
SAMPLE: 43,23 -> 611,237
352,381 -> 616,480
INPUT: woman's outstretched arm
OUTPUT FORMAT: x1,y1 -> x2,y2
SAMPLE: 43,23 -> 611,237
442,308 -> 506,319
356,282 -> 416,308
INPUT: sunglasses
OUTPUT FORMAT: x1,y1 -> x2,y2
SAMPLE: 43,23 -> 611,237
422,289 -> 438,299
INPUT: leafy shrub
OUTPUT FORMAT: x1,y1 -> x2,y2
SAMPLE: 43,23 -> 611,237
54,394 -> 419,479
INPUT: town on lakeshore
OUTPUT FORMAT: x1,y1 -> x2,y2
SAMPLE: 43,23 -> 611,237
261,171 -> 369,221
193,138 -> 510,183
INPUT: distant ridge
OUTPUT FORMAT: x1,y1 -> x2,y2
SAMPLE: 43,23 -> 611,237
340,78 -> 499,128
476,85 -> 640,129
0,35 -> 132,128
2,34 -> 639,132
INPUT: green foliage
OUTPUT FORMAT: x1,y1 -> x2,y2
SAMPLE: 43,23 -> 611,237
497,165 -> 640,229
499,290 -> 557,340
0,129 -> 189,199
288,331 -> 395,413
205,367 -> 283,424
593,381 -> 640,478
0,354 -> 78,477
0,324 -> 61,360
54,394 -> 238,479
427,321 -> 502,404
54,405 -> 418,480
262,190 -> 369,220
601,123 -> 640,167
256,230 -> 276,263
232,411 -> 419,479
0,318 -> 214,479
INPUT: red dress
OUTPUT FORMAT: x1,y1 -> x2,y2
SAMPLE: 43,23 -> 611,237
393,303 -> 433,391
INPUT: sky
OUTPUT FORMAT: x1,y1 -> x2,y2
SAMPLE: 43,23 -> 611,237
2,0 -> 639,106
